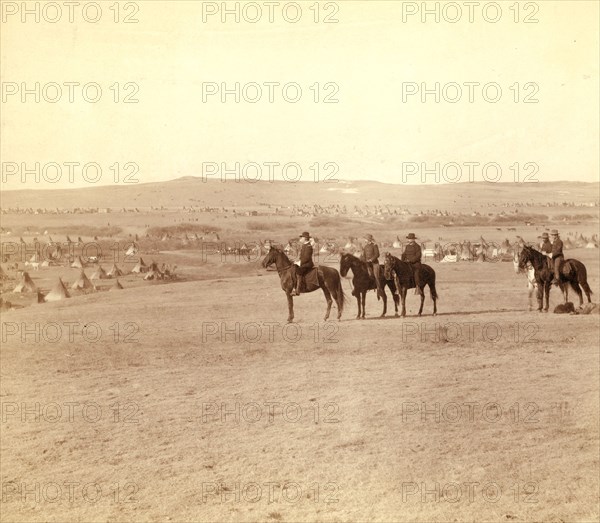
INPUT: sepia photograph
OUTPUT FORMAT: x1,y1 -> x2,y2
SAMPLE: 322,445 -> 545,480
1,1 -> 599,522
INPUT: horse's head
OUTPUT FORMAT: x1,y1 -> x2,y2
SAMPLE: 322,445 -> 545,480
261,247 -> 278,269
339,253 -> 353,277
383,252 -> 394,280
517,245 -> 532,272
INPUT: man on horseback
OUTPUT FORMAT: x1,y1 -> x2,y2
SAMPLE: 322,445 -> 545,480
546,229 -> 564,286
363,234 -> 381,296
538,232 -> 553,270
292,231 -> 314,296
402,233 -> 423,296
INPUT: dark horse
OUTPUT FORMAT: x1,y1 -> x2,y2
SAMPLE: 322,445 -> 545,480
383,253 -> 438,317
339,253 -> 399,319
262,247 -> 346,322
518,244 -> 592,311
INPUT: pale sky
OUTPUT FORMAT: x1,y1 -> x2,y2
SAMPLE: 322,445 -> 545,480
1,0 -> 598,190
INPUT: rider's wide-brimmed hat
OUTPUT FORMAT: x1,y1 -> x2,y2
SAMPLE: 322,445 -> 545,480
299,231 -> 310,240
550,229 -> 559,236
364,234 -> 374,241
539,232 -> 549,239
406,233 -> 417,240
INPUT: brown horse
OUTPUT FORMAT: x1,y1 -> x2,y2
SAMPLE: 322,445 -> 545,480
383,253 -> 438,317
339,253 -> 399,319
262,248 -> 345,323
518,244 -> 592,311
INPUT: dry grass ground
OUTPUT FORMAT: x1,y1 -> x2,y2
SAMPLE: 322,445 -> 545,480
1,244 -> 598,522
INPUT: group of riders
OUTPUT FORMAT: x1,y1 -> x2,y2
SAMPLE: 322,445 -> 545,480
537,229 -> 565,285
290,231 -> 424,296
290,228 -> 567,296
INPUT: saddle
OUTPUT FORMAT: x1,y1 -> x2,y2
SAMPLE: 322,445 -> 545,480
295,267 -> 320,293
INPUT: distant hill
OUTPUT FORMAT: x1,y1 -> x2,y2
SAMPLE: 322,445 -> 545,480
2,178 -> 599,212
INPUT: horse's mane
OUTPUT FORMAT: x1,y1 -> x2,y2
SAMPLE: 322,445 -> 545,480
270,247 -> 292,265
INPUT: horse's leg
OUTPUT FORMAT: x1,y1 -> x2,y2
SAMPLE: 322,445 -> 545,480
431,284 -> 437,316
321,286 -> 333,321
544,282 -> 550,312
401,287 -> 407,317
570,281 -> 583,308
286,292 -> 294,323
563,283 -> 569,305
355,293 -> 361,320
361,292 -> 366,319
380,287 -> 387,317
390,282 -> 399,316
418,287 -> 425,316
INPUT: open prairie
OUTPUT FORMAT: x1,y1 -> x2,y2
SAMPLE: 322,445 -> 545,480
1,180 -> 599,522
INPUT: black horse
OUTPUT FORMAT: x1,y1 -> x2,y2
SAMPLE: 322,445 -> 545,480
262,247 -> 345,323
383,253 -> 438,317
339,253 -> 399,319
518,244 -> 592,311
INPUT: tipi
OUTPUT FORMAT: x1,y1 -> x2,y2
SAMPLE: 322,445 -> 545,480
71,269 -> 95,291
71,256 -> 85,269
13,272 -> 37,293
91,265 -> 108,279
45,278 -> 70,301
107,264 -> 124,278
131,257 -> 148,273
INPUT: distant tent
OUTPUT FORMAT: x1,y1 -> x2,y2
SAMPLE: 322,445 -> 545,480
13,271 -> 37,293
441,254 -> 458,263
71,256 -> 85,269
45,278 -> 70,301
0,266 -> 8,280
131,257 -> 148,273
71,270 -> 95,291
107,264 -> 124,278
144,262 -> 163,280
78,237 -> 84,243
110,279 -> 124,291
585,241 -> 598,249
90,265 -> 108,279
66,235 -> 73,243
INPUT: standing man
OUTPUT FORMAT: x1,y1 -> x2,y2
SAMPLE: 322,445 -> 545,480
402,233 -> 423,295
545,229 -> 564,286
363,234 -> 381,294
292,231 -> 314,296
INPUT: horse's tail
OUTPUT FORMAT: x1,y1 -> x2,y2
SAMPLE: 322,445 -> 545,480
574,261 -> 593,296
336,272 -> 347,313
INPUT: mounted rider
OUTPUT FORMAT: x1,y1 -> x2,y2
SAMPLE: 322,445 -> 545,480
402,233 -> 423,296
292,231 -> 314,296
362,234 -> 381,295
545,229 -> 564,286
538,232 -> 552,270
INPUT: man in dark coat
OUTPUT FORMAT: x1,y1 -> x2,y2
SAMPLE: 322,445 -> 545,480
545,229 -> 564,286
402,233 -> 423,295
292,231 -> 314,296
363,234 -> 381,293
538,232 -> 552,270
